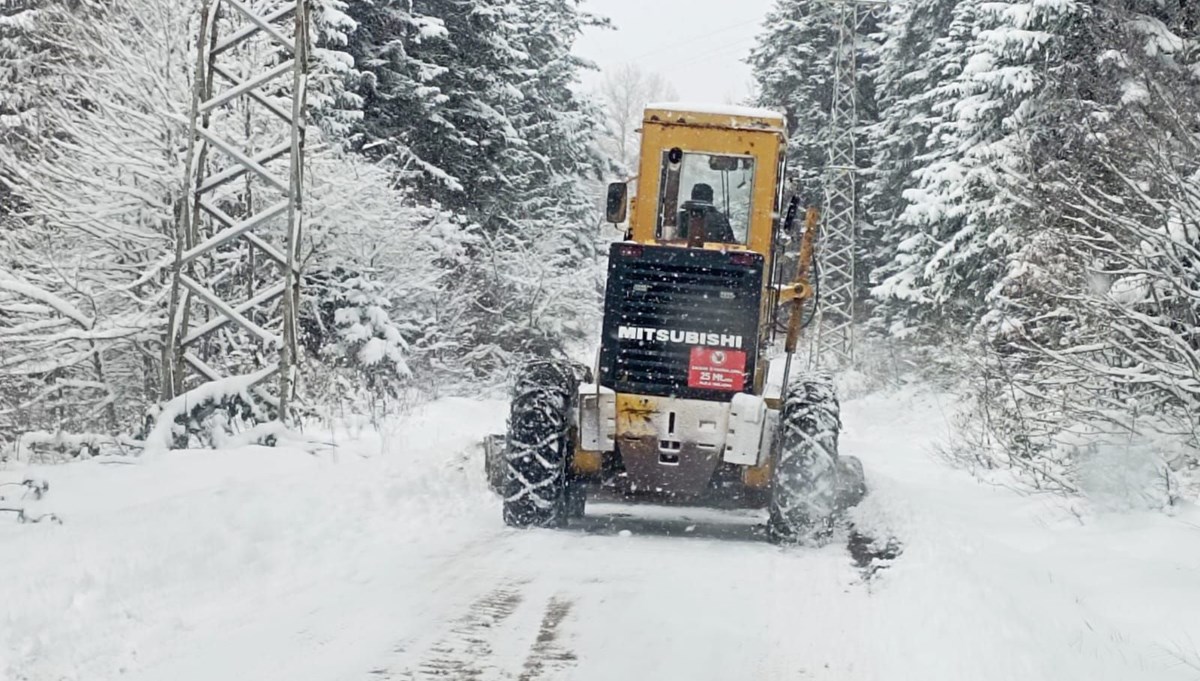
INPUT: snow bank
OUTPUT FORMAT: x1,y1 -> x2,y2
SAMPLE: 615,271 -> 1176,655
845,387 -> 1200,680
645,101 -> 786,121
4,386 -> 1200,681
0,397 -> 508,681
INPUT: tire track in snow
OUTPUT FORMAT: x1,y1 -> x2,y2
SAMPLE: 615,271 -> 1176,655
370,581 -> 526,680
516,596 -> 577,681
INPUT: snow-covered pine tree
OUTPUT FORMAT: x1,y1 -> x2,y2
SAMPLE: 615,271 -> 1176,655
322,272 -> 412,395
0,0 -> 53,231
868,0 -> 1090,338
0,0 -> 46,149
341,0 -> 448,183
868,0 -> 993,336
748,0 -> 838,200
347,0 -> 529,209
750,0 -> 880,316
345,0 -> 605,381
310,0 -> 367,139
861,0 -> 963,337
432,0 -> 606,378
750,0 -> 1198,496
481,0 -> 606,354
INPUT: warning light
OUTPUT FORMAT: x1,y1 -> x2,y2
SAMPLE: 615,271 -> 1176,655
618,244 -> 643,258
728,251 -> 759,266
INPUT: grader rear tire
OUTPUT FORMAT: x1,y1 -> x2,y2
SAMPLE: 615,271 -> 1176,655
768,375 -> 845,545
502,360 -> 585,528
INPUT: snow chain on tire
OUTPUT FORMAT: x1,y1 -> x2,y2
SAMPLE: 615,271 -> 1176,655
502,359 -> 586,528
768,374 -> 846,545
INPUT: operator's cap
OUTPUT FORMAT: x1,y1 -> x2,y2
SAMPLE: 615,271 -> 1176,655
690,183 -> 715,204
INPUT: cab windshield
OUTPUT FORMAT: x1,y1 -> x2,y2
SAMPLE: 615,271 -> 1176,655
656,151 -> 755,245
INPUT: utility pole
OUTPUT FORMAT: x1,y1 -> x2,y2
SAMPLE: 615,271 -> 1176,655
814,0 -> 880,368
163,0 -> 311,424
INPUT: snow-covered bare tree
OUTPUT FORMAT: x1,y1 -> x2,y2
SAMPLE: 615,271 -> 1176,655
963,5 -> 1200,502
596,63 -> 678,171
0,0 -> 196,440
0,0 -> 459,445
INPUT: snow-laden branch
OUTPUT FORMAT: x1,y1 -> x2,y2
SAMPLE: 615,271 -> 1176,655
143,365 -> 277,454
0,274 -> 94,329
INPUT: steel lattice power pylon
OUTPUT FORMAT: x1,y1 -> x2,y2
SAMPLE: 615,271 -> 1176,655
814,0 -> 881,368
163,0 -> 311,423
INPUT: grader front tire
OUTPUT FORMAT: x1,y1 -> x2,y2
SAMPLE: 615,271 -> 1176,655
768,375 -> 845,545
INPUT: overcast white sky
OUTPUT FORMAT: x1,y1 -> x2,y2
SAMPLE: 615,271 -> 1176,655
574,0 -> 775,104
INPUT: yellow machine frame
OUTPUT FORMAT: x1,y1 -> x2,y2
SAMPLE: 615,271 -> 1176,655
574,105 -> 813,492
627,105 -> 790,398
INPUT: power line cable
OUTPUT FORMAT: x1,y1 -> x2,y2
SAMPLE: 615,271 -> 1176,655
654,36 -> 760,74
620,17 -> 764,63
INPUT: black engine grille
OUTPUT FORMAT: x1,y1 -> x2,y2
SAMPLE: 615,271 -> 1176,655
598,243 -> 764,401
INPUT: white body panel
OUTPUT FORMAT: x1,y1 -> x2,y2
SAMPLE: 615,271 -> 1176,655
723,393 -> 768,466
641,396 -> 732,459
577,384 -> 617,452
581,387 -> 777,472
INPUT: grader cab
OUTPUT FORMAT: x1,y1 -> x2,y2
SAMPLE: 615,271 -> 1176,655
490,103 -> 866,544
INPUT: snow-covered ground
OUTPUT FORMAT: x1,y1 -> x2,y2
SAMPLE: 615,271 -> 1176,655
3,387 -> 1199,681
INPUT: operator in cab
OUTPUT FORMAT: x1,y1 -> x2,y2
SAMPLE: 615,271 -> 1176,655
679,183 -> 736,244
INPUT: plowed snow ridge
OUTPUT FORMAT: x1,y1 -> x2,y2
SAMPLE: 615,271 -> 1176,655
2,389 -> 1198,681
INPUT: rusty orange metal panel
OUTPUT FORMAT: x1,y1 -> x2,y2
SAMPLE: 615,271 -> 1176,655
743,461 -> 773,490
572,449 -> 603,475
615,393 -> 660,438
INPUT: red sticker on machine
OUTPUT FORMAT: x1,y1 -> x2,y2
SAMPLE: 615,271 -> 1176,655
687,346 -> 747,391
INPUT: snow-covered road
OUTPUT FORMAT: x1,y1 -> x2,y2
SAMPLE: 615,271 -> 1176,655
3,388 -> 1199,681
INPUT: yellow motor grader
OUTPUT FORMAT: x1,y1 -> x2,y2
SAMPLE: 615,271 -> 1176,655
488,103 -> 866,544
